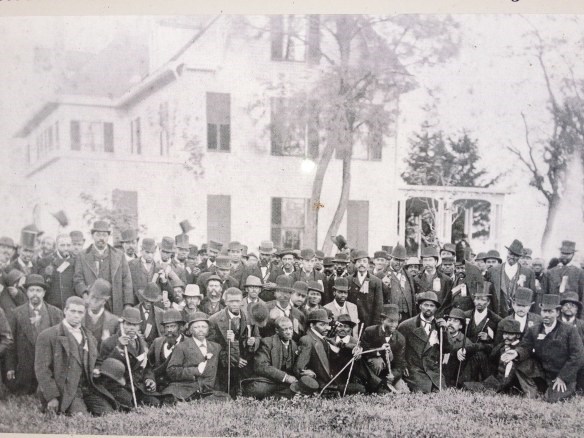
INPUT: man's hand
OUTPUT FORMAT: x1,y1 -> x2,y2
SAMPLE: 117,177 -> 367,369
92,368 -> 101,378
6,370 -> 15,380
238,358 -> 248,368
45,265 -> 54,277
145,379 -> 157,392
500,350 -> 518,364
285,375 -> 298,384
457,348 -> 466,362
301,369 -> 316,378
477,332 -> 489,341
435,318 -> 447,329
124,304 -> 133,309
552,377 -> 567,393
47,398 -> 59,412
246,337 -> 256,347
226,330 -> 235,342
118,335 -> 131,347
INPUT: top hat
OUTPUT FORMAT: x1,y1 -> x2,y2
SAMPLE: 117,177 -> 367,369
513,287 -> 534,306
522,248 -> 533,259
23,274 -> 48,290
420,246 -> 440,261
405,257 -> 421,267
442,243 -> 456,255
160,237 -> 175,252
307,309 -> 330,324
69,231 -> 85,243
139,283 -> 162,302
331,235 -> 348,251
381,304 -> 399,319
141,238 -> 156,252
245,275 -> 263,288
162,309 -> 185,325
475,252 -> 488,262
99,358 -> 127,386
249,302 -> 269,327
207,240 -> 223,252
474,282 -> 492,298
560,291 -> 582,308
292,281 -> 309,294
540,294 -> 561,310
259,241 -> 277,254
373,251 -> 390,260
188,245 -> 199,259
91,221 -> 111,234
215,255 -> 231,270
89,279 -> 112,299
52,210 -> 69,227
336,314 -> 356,327
505,239 -> 525,257
333,253 -> 350,264
484,250 -> 502,263
417,291 -> 440,306
186,311 -> 209,326
227,241 -> 243,252
0,236 -> 16,249
352,250 -> 369,262
381,245 -> 393,254
120,229 -> 138,243
498,319 -> 522,334
120,307 -> 142,324
179,220 -> 194,234
290,375 -> 319,395
315,250 -> 325,260
446,308 -> 467,321
184,284 -> 203,298
559,240 -> 577,254
391,245 -> 407,261
307,280 -> 323,294
6,269 -> 24,287
20,230 -> 37,250
300,248 -> 316,260
22,224 -> 43,236
175,234 -> 190,250
333,277 -> 349,291
323,257 -> 334,267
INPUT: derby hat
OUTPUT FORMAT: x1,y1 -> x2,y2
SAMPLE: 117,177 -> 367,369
333,277 -> 349,291
249,302 -> 269,328
175,234 -> 190,250
275,275 -> 295,293
139,282 -> 162,302
522,248 -> 533,259
179,220 -> 194,234
259,240 -> 277,254
160,236 -> 175,252
91,221 -> 111,234
560,291 -> 582,308
391,244 -> 407,261
513,287 -> 534,306
336,314 -> 356,327
484,250 -> 502,263
278,248 -> 296,258
69,230 -> 85,242
330,235 -> 348,251
559,240 -> 577,254
405,257 -> 421,267
186,311 -> 209,326
245,275 -> 263,288
120,229 -> 138,243
323,257 -> 334,267
162,309 -> 185,325
333,253 -> 350,264
52,210 -> 69,227
227,241 -> 243,251
120,307 -> 142,324
416,291 -> 441,307
315,250 -> 325,260
505,239 -> 525,257
352,250 -> 369,262
446,308 -> 467,321
99,358 -> 127,386
381,304 -> 399,319
373,251 -> 390,260
188,245 -> 199,259
215,255 -> 231,270
499,319 -> 522,334
208,240 -> 223,252
0,236 -> 16,249
170,277 -> 185,290
184,284 -> 204,297
292,281 -> 309,294
300,248 -> 316,260
89,279 -> 112,299
441,255 -> 455,264
6,269 -> 24,287
23,274 -> 48,290
20,230 -> 37,250
420,246 -> 440,261
442,243 -> 456,255
540,294 -> 561,310
307,280 -> 323,294
141,238 -> 156,252
381,245 -> 393,254
206,274 -> 223,285
307,308 -> 330,324
293,250 -> 301,259
290,375 -> 319,396
475,252 -> 488,262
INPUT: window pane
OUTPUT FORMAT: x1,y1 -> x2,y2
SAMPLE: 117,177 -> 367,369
206,93 -> 230,125
281,198 -> 305,227
104,122 -> 114,153
207,123 -> 218,150
220,124 -> 230,151
282,229 -> 302,250
271,197 -> 282,226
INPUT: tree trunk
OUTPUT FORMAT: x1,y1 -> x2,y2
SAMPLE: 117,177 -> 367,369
322,153 -> 352,255
541,194 -> 560,255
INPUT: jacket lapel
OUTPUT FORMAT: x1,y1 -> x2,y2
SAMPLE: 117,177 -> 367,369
271,336 -> 283,370
310,331 -> 330,377
85,248 -> 99,277
19,308 -> 37,345
110,247 -> 121,280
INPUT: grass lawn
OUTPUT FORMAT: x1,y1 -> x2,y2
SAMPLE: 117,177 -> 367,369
1,390 -> 583,437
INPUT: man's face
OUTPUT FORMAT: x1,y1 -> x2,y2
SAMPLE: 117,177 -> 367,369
225,294 -> 242,314
0,244 -> 15,262
275,290 -> 291,306
276,319 -> 294,341
247,255 -> 259,266
27,285 -> 45,306
122,240 -> 138,257
374,257 -> 388,271
334,262 -> 348,275
561,302 -> 578,319
519,258 -> 532,268
42,237 -> 55,254
559,252 -> 574,265
185,295 -> 201,309
441,261 -> 455,276
506,251 -> 520,266
190,321 -> 209,340
502,332 -> 520,346
173,287 -> 184,302
87,294 -> 107,312
65,303 -> 85,327
419,301 -> 437,319
333,289 -> 348,305
56,236 -> 72,257
355,258 -> 369,273
314,259 -> 323,271
259,252 -> 271,265
476,260 -> 486,271
307,290 -> 321,306
207,281 -> 222,302
302,257 -> 315,272
532,261 -> 544,274
246,286 -> 261,300
312,321 -> 330,336
142,300 -> 153,311
207,248 -> 219,262
422,257 -> 437,271
176,247 -> 189,262
142,249 -> 155,263
20,247 -> 34,263
123,321 -> 140,337
160,250 -> 173,262
473,296 -> 490,312
390,258 -> 405,272
336,322 -> 352,338
290,290 -> 307,307
446,317 -> 462,334
163,322 -> 181,342
485,258 -> 499,268
227,249 -> 242,263
217,267 -> 230,280
541,308 -> 559,326
282,255 -> 294,270
92,231 -> 109,250
71,240 -> 85,255
383,317 -> 399,334
512,302 -> 531,317
405,265 -> 420,276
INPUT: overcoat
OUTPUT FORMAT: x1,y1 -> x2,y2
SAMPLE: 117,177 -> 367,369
486,264 -> 536,317
35,252 -> 76,309
347,272 -> 384,327
249,334 -> 298,384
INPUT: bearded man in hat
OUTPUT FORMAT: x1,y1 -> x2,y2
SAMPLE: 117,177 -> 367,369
382,245 -> 416,322
227,241 -> 261,290
299,281 -> 328,318
128,238 -> 160,306
531,258 -> 548,312
120,229 -> 139,263
558,292 -> 584,391
262,275 -> 306,342
362,304 -> 409,394
547,241 -> 584,311
147,309 -> 186,396
35,296 -> 117,415
200,276 -> 226,316
397,291 -> 451,393
485,239 -> 536,317
34,234 -> 75,310
134,283 -> 165,346
83,279 -> 119,350
372,250 -> 390,278
197,255 -> 238,296
69,231 -> 86,257
197,240 -> 222,275
413,247 -> 453,317
182,284 -> 205,321
324,278 -> 359,337
240,275 -> 265,321
6,274 -> 63,394
5,230 -> 37,276
257,241 -> 279,284
242,316 -> 299,399
324,252 -> 350,305
73,221 -> 133,316
510,294 -> 584,402
494,288 -> 542,345
347,250 -> 383,329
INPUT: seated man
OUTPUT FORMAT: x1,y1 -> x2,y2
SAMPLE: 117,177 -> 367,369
242,316 -> 298,399
361,304 -> 409,394
94,358 -> 134,411
443,308 -> 480,388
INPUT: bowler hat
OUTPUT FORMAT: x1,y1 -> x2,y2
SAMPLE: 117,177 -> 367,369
323,257 -> 334,267
381,245 -> 393,254
91,221 -> 111,234
139,282 -> 162,302
446,308 -> 467,321
89,279 -> 112,299
484,250 -> 502,263
333,253 -> 350,264
20,230 -> 37,250
215,255 -> 231,269
188,245 -> 199,259
0,236 -> 16,249
227,241 -> 243,252
499,319 -> 522,334
540,294 -> 561,310
245,275 -> 263,288
522,248 -> 533,259
278,248 -> 296,258
184,284 -> 203,297
23,274 -> 48,291
160,236 -> 175,252
162,309 -> 185,325
206,274 -> 223,285
259,241 -> 277,254
373,251 -> 390,260
186,311 -> 209,326
99,358 -> 127,386
416,291 -> 440,307
559,240 -> 577,254
120,229 -> 138,243
6,269 -> 24,287
391,244 -> 407,261
170,277 -> 185,290
249,302 -> 269,328
330,235 -> 348,251
505,240 -> 525,257
333,277 -> 349,291
315,250 -> 325,260
275,275 -> 295,294
336,314 -> 356,327
307,309 -> 330,324
420,246 -> 440,261
381,304 -> 399,319
52,210 -> 69,227
442,243 -> 456,255
292,281 -> 309,295
290,375 -> 319,395
513,287 -> 534,306
560,291 -> 582,308
69,231 -> 85,243
175,234 -> 190,250
475,252 -> 488,262
405,257 -> 420,267
352,250 -> 369,262
198,244 -> 208,255
179,220 -> 194,234
208,240 -> 223,252
141,238 -> 156,252
441,255 -> 455,264
307,280 -> 323,294
300,248 -> 316,260
120,307 -> 142,324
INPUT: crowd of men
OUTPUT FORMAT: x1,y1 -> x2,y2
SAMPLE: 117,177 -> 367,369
0,221 -> 583,416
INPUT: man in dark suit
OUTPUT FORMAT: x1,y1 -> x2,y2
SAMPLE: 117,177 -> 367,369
127,238 -> 158,306
197,240 -> 222,275
83,279 -> 119,350
547,241 -> 584,314
262,276 -> 306,342
397,291 -> 451,393
227,241 -> 260,290
134,283 -> 165,346
382,245 -> 416,322
171,234 -> 190,284
347,250 -> 383,328
323,253 -> 350,305
558,291 -> 584,391
0,236 -> 17,274
0,269 -> 27,317
494,288 -> 542,345
157,237 -> 187,286
119,229 -> 139,263
73,221 -> 133,316
531,258 -> 548,312
197,256 -> 239,296
256,241 -> 279,284
291,249 -> 327,289
242,316 -> 298,399
6,275 -> 63,394
0,307 -> 13,399
414,247 -> 453,317
35,234 -> 76,310
35,296 -> 115,415
485,239 -> 536,317
511,294 -> 584,402
4,231 -> 37,277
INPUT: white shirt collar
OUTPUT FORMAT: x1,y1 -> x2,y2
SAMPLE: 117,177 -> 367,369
473,308 -> 488,325
336,335 -> 351,344
334,300 -> 346,312
227,309 -> 240,319
544,320 -> 557,334
193,338 -> 207,348
504,262 -> 518,279
88,307 -> 105,320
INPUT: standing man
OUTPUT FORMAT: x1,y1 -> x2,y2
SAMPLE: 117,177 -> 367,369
120,229 -> 139,263
240,276 -> 265,321
69,231 -> 86,257
324,278 -> 360,337
382,245 -> 416,322
494,288 -> 542,345
171,234 -> 189,284
227,241 -> 255,290
182,284 -> 205,321
532,258 -> 548,312
135,283 -> 165,346
73,221 -> 133,316
0,237 -> 16,272
197,255 -> 238,296
128,238 -> 157,306
547,241 -> 584,311
414,247 -> 453,316
83,279 -> 120,350
198,241 -> 222,275
0,307 -> 13,399
299,281 -> 326,318
35,234 -> 75,310
484,250 -> 502,270
0,269 -> 27,317
372,250 -> 390,278
263,276 -> 306,342
348,251 -> 384,329
6,275 -> 63,394
257,241 -> 278,284
291,249 -> 327,287
200,276 -> 226,316
5,231 -> 36,276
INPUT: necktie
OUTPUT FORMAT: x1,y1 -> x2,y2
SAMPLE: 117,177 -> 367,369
199,342 -> 207,357
422,320 -> 431,335
231,317 -> 240,333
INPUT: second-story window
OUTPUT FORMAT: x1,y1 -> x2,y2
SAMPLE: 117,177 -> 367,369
130,117 -> 141,154
206,92 -> 230,152
270,15 -> 320,63
271,97 -> 319,158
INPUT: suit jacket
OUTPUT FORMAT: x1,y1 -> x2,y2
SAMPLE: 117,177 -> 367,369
83,309 -> 119,350
3,259 -> 35,277
230,262 -> 250,290
494,312 -> 542,345
0,285 -> 27,317
73,245 -> 133,316
134,303 -> 164,344
240,297 -> 265,322
35,252 -> 75,309
323,300 -> 360,337
261,300 -> 306,342
200,300 -> 225,316
291,269 -> 326,286
560,317 -> 584,343
0,307 -> 13,359
547,264 -> 584,314
348,273 -> 384,328
128,258 -> 156,305
361,324 -> 407,382
148,335 -> 185,389
324,272 -> 348,305
463,309 -> 501,353
169,259 -> 188,284
208,309 -> 257,368
397,315 -> 452,392
413,271 -> 453,316
486,263 -> 536,317
382,269 -> 416,319
251,334 -> 298,384
294,329 -> 332,386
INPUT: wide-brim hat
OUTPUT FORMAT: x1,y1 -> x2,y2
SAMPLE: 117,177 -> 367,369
215,255 -> 231,269
446,308 -> 467,321
120,229 -> 138,243
333,277 -> 349,291
227,241 -> 243,252
559,240 -> 577,254
332,253 -> 350,264
139,282 -> 162,302
352,250 -> 369,262
120,307 -> 142,324
184,284 -> 204,297
307,309 -> 330,324
540,294 -> 561,310
335,314 -> 356,327
475,252 -> 488,262
245,275 -> 263,288
275,275 -> 295,294
484,250 -> 502,263
323,257 -> 334,267
162,309 -> 185,325
560,291 -> 582,308
186,311 -> 210,326
249,302 -> 269,327
416,291 -> 440,307
420,246 -> 439,261
23,274 -> 48,291
91,221 -> 111,234
279,248 -> 296,258
0,236 -> 16,249
290,375 -> 319,395
442,243 -> 456,255
99,358 -> 127,386
259,240 -> 277,254
505,239 -> 525,257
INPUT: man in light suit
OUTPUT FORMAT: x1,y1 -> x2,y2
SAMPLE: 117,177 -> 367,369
324,277 -> 359,337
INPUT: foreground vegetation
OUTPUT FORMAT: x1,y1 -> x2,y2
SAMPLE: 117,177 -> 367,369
1,390 -> 583,437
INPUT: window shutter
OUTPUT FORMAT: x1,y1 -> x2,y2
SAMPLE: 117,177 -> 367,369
70,120 -> 80,150
307,15 -> 321,64
271,97 -> 286,155
207,93 -> 230,151
270,16 -> 284,60
104,122 -> 114,153
220,124 -> 230,151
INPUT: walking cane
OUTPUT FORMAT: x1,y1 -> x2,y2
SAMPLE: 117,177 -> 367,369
119,323 -> 138,408
439,326 -> 443,392
455,318 -> 471,388
343,323 -> 364,397
227,319 -> 232,395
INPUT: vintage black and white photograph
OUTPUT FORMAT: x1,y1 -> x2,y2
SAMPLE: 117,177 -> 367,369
0,10 -> 584,437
